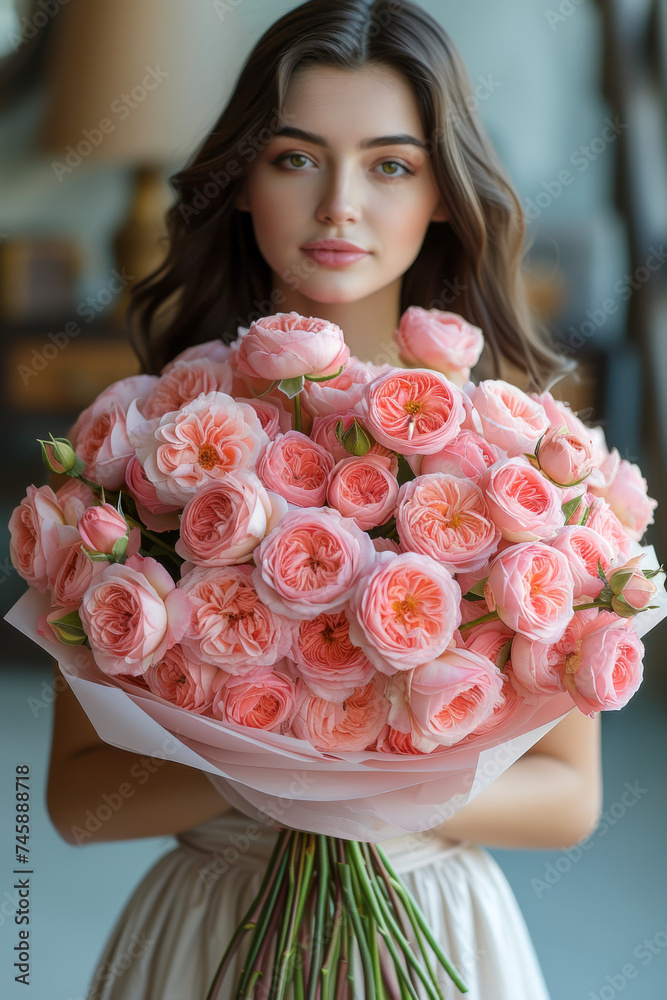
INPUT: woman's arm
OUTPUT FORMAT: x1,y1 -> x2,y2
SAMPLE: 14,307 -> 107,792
431,708 -> 603,850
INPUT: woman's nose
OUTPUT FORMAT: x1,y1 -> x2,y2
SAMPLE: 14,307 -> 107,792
316,167 -> 362,226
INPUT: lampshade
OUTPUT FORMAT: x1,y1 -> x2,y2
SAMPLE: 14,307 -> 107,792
37,0 -> 256,165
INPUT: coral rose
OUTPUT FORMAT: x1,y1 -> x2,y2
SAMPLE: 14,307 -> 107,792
327,455 -> 399,530
394,307 -> 484,385
144,644 -> 228,713
9,485 -> 67,591
361,368 -> 466,455
258,431 -> 334,507
291,611 -> 375,702
252,507 -> 375,620
421,429 -> 502,487
178,564 -> 294,673
176,472 -> 286,567
347,551 -> 462,674
79,555 -> 193,676
235,311 -> 349,381
584,497 -> 631,562
302,357 -> 391,417
484,457 -> 565,543
124,456 -> 181,532
549,525 -> 615,600
236,396 -> 293,439
396,473 -> 500,573
211,668 -> 297,732
469,380 -> 549,456
140,359 -> 233,420
291,675 -> 389,752
484,542 -> 574,643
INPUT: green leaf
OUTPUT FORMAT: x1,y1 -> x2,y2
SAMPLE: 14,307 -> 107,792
644,566 -> 665,580
577,504 -> 590,526
335,419 -> 345,446
597,559 -> 609,585
561,496 -> 583,522
396,453 -> 417,487
497,638 -> 513,671
277,376 -> 305,399
466,577 -> 489,599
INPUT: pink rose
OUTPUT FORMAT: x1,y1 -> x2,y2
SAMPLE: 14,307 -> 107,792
396,473 -> 500,572
310,411 -> 395,464
140,359 -> 233,420
236,396 -> 293,439
361,368 -> 465,455
588,453 -> 657,542
145,644 -> 228,713
421,429 -> 502,487
301,356 -> 392,417
484,457 -> 565,543
235,311 -> 349,381
78,503 -> 128,554
175,472 -> 286,567
178,564 -> 294,673
291,610 -> 375,702
394,307 -> 484,385
532,392 -> 608,465
80,554 -> 193,676
347,551 -> 462,674
55,478 -> 97,523
162,339 -> 231,371
258,431 -> 334,507
536,425 -> 594,487
9,485 -> 67,591
469,380 -> 549,456
463,671 -> 525,739
124,456 -> 181,532
407,647 -> 505,749
484,542 -> 574,643
211,668 -> 297,732
609,554 -> 660,616
583,497 -> 631,562
549,526 -> 615,600
509,609 -> 594,699
544,610 -> 644,714
252,507 -> 375,620
131,391 -> 268,506
327,455 -> 399,530
373,724 -> 433,755
291,675 -> 389,752
47,535 -> 108,607
462,618 -> 515,668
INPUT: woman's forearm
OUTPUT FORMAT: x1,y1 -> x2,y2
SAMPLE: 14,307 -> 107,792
47,745 -> 231,845
430,752 -> 603,851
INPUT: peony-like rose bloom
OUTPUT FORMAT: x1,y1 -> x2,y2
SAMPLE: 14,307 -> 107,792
124,455 -> 181,532
361,368 -> 465,455
396,473 -> 500,573
235,311 -> 349,381
131,391 -> 268,507
79,554 -> 193,676
252,507 -> 375,620
140,359 -> 233,420
394,307 -> 484,385
347,551 -> 462,674
588,453 -> 657,542
144,644 -> 228,713
462,618 -> 515,668
302,356 -> 391,417
407,647 -> 505,749
373,724 -> 433,755
508,608 -> 596,699
176,472 -> 286,567
291,610 -> 375,702
536,425 -> 594,487
327,455 -> 399,530
211,668 -> 297,732
484,457 -> 565,543
9,485 -> 68,591
549,525 -> 615,600
47,535 -> 109,607
78,502 -> 128,555
258,431 -> 334,507
178,564 -> 294,673
236,396 -> 293,440
583,497 -> 632,562
421,429 -> 502,487
291,675 -> 389,752
484,542 -> 574,643
469,380 -> 549,456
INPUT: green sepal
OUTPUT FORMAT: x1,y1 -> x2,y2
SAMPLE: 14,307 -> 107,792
464,577 -> 488,601
561,496 -> 583,523
342,419 -> 372,457
277,376 -> 305,399
497,638 -> 513,671
48,610 -> 87,645
81,546 -> 111,563
396,453 -> 417,487
303,365 -> 345,383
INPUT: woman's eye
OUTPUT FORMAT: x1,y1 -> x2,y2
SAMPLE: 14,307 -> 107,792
274,153 -> 414,178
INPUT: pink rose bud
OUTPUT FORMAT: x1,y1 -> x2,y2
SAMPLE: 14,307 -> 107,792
609,555 -> 659,616
536,426 -> 594,487
78,503 -> 129,555
235,311 -> 350,381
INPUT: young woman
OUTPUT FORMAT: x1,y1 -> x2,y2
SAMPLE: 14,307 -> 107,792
47,2 -> 602,997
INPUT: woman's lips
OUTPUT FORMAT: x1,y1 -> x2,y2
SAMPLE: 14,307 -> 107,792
300,248 -> 369,267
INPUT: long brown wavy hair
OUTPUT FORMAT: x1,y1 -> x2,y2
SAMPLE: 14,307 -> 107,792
127,0 -> 570,391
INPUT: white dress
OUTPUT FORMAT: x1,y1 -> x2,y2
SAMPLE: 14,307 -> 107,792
86,806 -> 551,1000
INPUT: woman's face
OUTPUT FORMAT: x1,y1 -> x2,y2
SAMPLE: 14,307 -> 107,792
235,63 -> 448,307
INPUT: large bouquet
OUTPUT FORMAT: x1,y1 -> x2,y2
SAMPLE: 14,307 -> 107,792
6,308 -> 665,1000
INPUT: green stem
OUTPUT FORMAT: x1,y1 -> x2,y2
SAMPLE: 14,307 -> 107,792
338,860 -> 377,1000
458,610 -> 500,634
306,836 -> 330,1000
571,601 -> 610,612
269,832 -> 301,1000
293,392 -> 303,433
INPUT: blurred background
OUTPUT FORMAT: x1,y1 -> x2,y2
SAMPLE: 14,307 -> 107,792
0,0 -> 666,997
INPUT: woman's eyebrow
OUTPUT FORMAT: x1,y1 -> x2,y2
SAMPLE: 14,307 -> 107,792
272,125 -> 427,151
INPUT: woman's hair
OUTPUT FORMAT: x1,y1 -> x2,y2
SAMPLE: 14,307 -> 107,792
127,0 -> 571,391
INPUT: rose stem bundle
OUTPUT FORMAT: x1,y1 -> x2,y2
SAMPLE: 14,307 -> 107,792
205,829 -> 468,1000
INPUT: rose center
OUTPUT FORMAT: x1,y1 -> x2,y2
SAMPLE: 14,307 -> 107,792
392,594 -> 418,622
198,443 -> 220,470
404,400 -> 423,417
